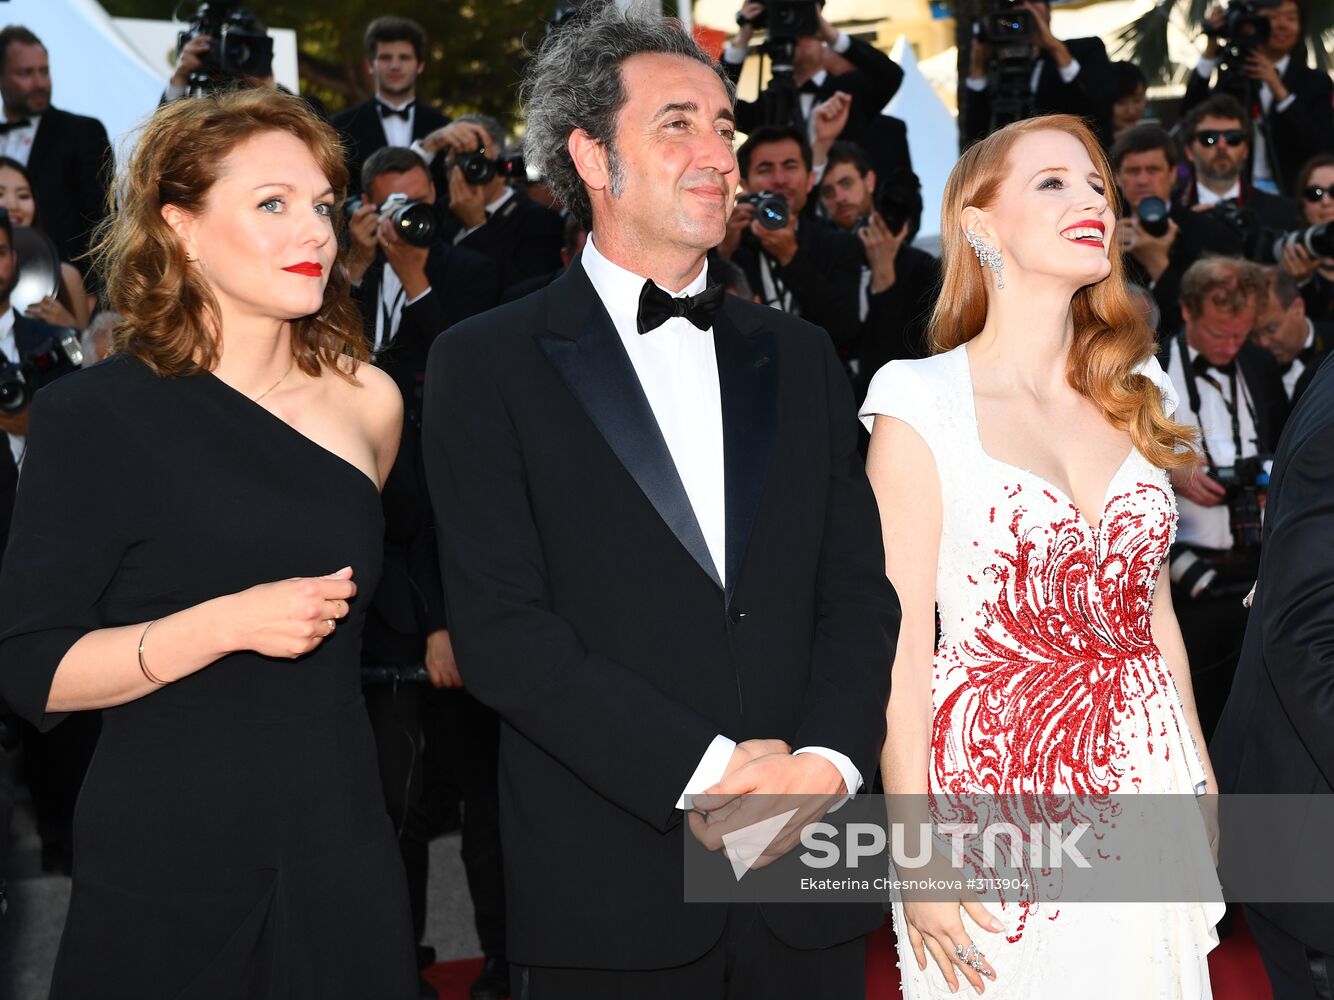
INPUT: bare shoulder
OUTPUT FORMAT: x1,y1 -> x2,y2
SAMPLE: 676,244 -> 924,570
332,355 -> 401,440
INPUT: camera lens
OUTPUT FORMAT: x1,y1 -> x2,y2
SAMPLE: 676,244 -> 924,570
1137,196 -> 1170,238
756,192 -> 788,231
388,202 -> 438,248
1307,222 -> 1334,259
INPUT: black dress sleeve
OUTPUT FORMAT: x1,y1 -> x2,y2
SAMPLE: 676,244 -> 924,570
0,368 -> 133,731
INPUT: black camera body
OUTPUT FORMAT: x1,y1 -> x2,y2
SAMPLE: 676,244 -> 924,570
345,193 -> 439,248
455,148 -> 527,187
176,1 -> 274,94
0,330 -> 83,414
857,168 -> 924,238
1203,0 -> 1280,104
1136,196 -> 1172,238
974,0 -> 1040,133
737,1 -> 822,42
1210,199 -> 1334,265
1212,454 -> 1271,551
738,191 -> 790,231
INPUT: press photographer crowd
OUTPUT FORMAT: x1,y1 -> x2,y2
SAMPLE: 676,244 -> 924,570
0,0 -> 1332,997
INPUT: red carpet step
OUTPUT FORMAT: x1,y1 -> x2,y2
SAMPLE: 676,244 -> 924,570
425,912 -> 1272,999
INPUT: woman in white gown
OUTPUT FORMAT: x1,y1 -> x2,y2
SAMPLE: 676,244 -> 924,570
861,115 -> 1224,997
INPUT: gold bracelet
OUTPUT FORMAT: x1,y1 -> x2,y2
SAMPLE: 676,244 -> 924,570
138,619 -> 169,686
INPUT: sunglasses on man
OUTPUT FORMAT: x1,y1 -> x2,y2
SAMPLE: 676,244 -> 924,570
1194,129 -> 1247,148
1302,186 -> 1333,204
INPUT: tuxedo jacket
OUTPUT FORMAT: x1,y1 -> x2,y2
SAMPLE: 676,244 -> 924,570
1210,357 -> 1334,952
728,36 -> 903,158
331,97 -> 451,196
353,244 -> 497,658
961,37 -> 1114,147
1183,55 -> 1334,197
729,218 -> 865,350
440,189 -> 566,295
1156,335 -> 1290,457
0,313 -> 78,564
854,244 -> 940,404
27,108 -> 112,274
421,258 -> 898,968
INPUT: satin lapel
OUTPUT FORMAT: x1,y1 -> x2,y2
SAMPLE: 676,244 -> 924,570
713,304 -> 776,602
536,263 -> 723,590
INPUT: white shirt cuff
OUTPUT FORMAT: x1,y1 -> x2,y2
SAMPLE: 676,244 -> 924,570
965,75 -> 988,92
410,139 -> 435,165
1195,56 -> 1218,79
723,42 -> 749,66
1058,57 -> 1081,85
405,286 -> 431,307
832,31 -> 852,55
1274,92 -> 1297,114
677,734 -> 736,810
811,160 -> 827,183
163,80 -> 187,101
793,746 -> 863,812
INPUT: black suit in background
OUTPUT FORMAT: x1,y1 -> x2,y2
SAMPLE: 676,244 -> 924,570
422,258 -> 898,980
961,37 -> 1114,147
854,244 -> 940,405
26,108 -> 112,276
440,189 -> 566,296
1290,320 -> 1333,406
1210,358 -> 1334,994
331,97 -> 451,196
725,35 -> 902,156
729,218 -> 864,351
1182,56 -> 1334,197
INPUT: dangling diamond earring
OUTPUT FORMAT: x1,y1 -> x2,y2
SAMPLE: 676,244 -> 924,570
965,227 -> 1005,290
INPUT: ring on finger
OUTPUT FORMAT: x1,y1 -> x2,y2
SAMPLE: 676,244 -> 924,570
324,618 -> 336,635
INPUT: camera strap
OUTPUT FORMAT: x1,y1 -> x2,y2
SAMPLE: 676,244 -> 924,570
376,274 -> 408,354
1176,332 -> 1257,469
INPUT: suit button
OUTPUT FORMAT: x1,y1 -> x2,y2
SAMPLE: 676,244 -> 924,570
729,606 -> 747,624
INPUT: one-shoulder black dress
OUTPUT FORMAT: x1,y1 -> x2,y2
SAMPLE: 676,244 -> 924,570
0,354 -> 417,999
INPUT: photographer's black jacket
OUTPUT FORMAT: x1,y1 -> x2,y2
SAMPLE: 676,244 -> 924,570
854,244 -> 940,404
1183,54 -> 1334,197
440,190 -> 566,295
27,108 -> 112,276
960,37 -> 1113,147
332,97 -> 451,197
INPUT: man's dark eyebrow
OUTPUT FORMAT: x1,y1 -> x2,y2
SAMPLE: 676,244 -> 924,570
652,101 -> 736,125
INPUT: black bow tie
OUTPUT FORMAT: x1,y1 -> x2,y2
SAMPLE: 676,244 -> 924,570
798,79 -> 822,95
1192,354 -> 1236,378
1278,346 -> 1316,375
636,279 -> 725,335
377,100 -> 413,121
0,118 -> 31,135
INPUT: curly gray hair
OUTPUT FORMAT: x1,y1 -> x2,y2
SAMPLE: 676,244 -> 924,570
520,0 -> 734,228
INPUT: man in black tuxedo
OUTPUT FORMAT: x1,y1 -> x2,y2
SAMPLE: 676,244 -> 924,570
330,17 -> 450,197
719,124 -> 864,351
1159,257 -> 1289,742
1210,359 -> 1334,999
0,26 -> 110,276
422,2 -> 897,995
434,113 -> 566,296
1185,0 -> 1334,197
961,0 -> 1113,146
1254,266 -> 1332,406
1176,94 -> 1301,234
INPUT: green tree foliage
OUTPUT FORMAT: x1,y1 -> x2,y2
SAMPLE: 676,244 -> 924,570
100,0 -> 555,121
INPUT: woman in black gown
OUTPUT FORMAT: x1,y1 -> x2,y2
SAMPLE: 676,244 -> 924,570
0,88 -> 417,998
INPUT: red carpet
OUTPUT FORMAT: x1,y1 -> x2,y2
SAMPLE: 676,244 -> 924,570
425,911 -> 1273,998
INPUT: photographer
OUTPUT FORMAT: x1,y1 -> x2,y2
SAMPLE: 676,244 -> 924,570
1177,93 -> 1299,235
0,26 -> 110,276
961,0 -> 1113,146
1110,61 -> 1150,141
417,113 -> 564,295
1162,257 -> 1288,740
1114,124 -> 1244,338
718,124 -> 863,350
723,1 -> 902,169
1280,153 -> 1334,324
1185,0 -> 1333,197
331,17 -> 450,197
817,140 -> 937,400
1253,265 -> 1330,403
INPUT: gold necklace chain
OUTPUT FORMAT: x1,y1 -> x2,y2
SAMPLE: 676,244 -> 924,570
251,359 -> 294,404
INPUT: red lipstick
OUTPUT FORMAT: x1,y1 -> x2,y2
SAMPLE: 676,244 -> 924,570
283,262 -> 324,277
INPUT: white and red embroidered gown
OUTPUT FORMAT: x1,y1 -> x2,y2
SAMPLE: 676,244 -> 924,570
860,345 -> 1224,999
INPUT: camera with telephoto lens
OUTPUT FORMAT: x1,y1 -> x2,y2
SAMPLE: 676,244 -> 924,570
1211,200 -> 1334,265
1272,222 -> 1334,263
974,0 -> 1040,133
738,190 -> 789,230
455,148 -> 527,187
1136,196 -> 1171,238
344,192 -> 439,248
0,331 -> 83,414
176,1 -> 273,96
1202,0 -> 1280,105
736,1 -> 822,40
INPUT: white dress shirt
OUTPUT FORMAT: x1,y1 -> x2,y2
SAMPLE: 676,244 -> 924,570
965,54 -> 1082,94
372,262 -> 430,354
0,114 -> 39,166
375,94 -> 415,150
723,30 -> 854,139
0,309 -> 27,465
1194,53 -> 1294,188
452,186 -> 515,245
580,236 -> 862,809
1166,341 -> 1261,550
1281,321 -> 1315,400
1194,180 -> 1241,206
